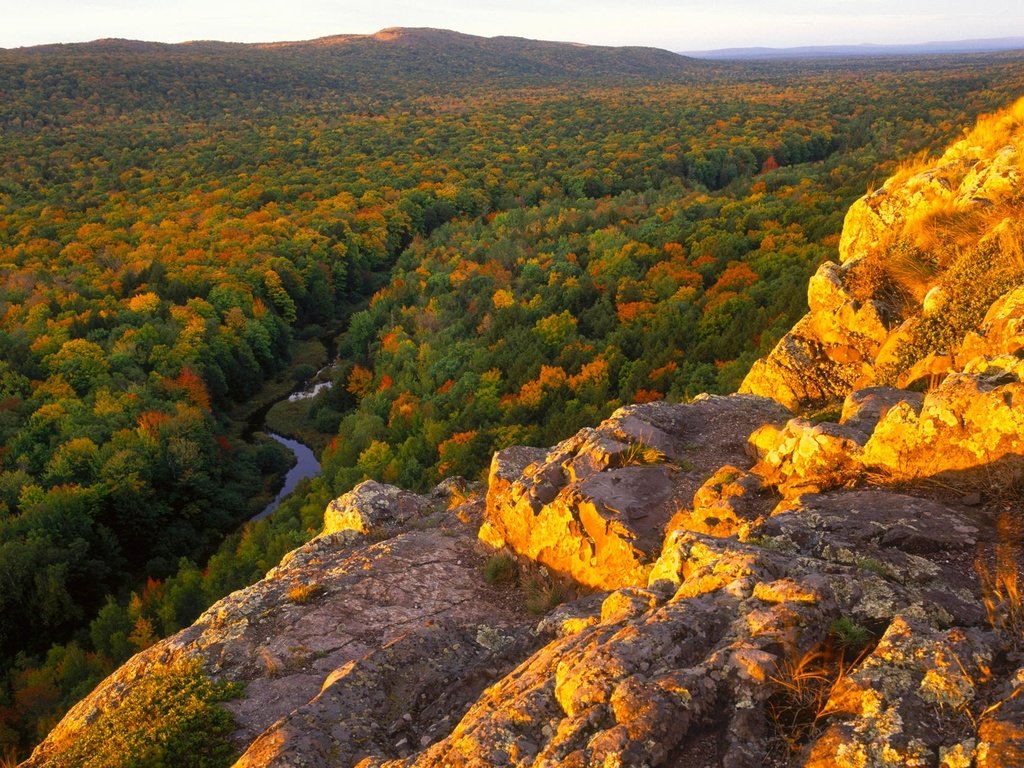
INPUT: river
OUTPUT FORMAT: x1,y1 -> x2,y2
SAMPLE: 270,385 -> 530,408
253,433 -> 321,521
246,333 -> 338,521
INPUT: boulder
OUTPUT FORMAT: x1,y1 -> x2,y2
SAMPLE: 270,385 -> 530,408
863,369 -> 1024,483
480,396 -> 790,590
751,417 -> 867,496
666,465 -> 772,539
323,480 -> 433,535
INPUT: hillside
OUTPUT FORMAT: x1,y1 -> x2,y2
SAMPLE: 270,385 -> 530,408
22,99 -> 1024,768
0,27 -> 699,126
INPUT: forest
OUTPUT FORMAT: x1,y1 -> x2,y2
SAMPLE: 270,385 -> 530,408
3,31 -> 1024,758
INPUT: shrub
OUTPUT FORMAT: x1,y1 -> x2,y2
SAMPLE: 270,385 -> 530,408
828,617 -> 873,651
483,552 -> 518,585
47,661 -> 242,768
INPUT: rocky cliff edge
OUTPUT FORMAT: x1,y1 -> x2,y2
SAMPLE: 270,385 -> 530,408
23,101 -> 1024,768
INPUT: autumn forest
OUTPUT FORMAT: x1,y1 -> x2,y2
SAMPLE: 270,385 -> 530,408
3,30 -> 1024,758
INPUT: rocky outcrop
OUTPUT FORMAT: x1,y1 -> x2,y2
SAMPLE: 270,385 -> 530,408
30,370 -> 1023,767
23,483 -> 539,768
369,484 -> 993,768
742,98 -> 1024,412
958,286 -> 1024,365
748,363 -> 1024,498
863,363 -> 1024,483
478,396 -> 790,589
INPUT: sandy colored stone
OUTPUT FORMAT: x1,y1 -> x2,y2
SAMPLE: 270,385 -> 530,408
480,396 -> 789,590
744,126 -> 1024,413
739,257 -> 890,411
323,479 -> 433,535
863,369 -> 1024,483
839,386 -> 923,435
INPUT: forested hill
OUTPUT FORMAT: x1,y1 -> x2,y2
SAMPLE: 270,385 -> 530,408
0,27 -> 700,126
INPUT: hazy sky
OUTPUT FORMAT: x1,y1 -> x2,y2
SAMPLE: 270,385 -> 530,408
4,0 -> 1023,51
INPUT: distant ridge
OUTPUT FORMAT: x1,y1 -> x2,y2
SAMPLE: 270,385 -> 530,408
4,27 -> 696,78
686,35 -> 1024,60
0,27 -> 702,122
248,26 -> 698,75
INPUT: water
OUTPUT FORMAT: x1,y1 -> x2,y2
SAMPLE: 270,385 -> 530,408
252,433 -> 321,521
287,379 -> 334,402
247,329 -> 339,521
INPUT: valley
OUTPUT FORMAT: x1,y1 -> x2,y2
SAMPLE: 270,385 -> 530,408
2,27 -> 1024,764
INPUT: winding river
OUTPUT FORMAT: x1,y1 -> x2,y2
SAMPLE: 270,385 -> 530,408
242,399 -> 322,523
253,433 -> 321,521
245,334 -> 340,521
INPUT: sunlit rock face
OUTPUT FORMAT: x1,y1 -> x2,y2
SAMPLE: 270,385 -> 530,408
740,261 -> 889,411
742,98 -> 1024,413
478,396 -> 789,590
863,365 -> 1024,482
26,100 -> 1024,768
747,363 -> 1024,498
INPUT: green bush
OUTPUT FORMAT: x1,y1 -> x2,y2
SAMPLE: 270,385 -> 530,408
48,662 -> 242,768
828,617 -> 873,651
482,553 -> 518,585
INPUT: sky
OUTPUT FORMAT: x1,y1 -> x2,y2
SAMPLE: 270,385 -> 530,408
4,0 -> 1024,51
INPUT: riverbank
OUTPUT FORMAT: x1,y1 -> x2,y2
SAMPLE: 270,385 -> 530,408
226,336 -> 329,441
263,395 -> 335,455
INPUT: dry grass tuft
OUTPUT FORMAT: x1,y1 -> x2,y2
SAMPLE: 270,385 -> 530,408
766,628 -> 875,754
620,440 -> 667,467
766,648 -> 844,750
481,550 -> 568,614
978,509 -> 1024,648
259,647 -> 282,678
519,562 -> 566,615
482,551 -> 518,585
286,582 -> 324,605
